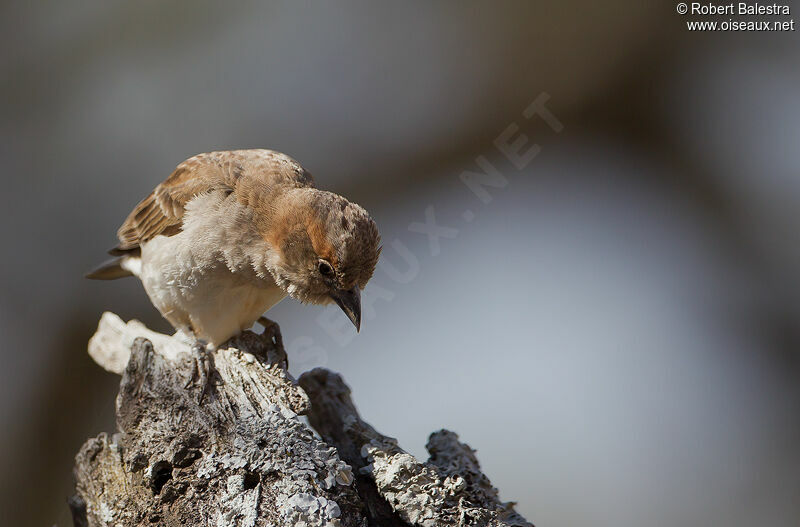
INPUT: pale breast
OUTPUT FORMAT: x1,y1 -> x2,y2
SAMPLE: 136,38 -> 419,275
136,191 -> 286,345
182,265 -> 286,345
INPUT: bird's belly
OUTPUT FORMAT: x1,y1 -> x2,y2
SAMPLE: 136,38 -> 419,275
186,277 -> 286,346
138,236 -> 286,345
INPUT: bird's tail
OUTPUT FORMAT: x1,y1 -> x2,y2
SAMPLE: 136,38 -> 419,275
85,256 -> 139,280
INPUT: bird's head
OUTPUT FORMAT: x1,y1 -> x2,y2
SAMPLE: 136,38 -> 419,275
266,189 -> 381,331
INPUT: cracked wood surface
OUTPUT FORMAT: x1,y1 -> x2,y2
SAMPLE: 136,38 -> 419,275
72,312 -> 533,527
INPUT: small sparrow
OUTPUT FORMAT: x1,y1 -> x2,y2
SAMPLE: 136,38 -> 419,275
88,149 -> 381,351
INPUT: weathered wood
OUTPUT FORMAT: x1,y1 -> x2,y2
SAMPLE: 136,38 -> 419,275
300,369 -> 533,527
72,312 -> 534,527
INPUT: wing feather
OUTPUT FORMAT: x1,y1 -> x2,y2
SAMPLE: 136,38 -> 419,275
114,150 -> 314,252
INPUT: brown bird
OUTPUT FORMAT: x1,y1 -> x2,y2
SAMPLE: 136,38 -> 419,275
88,149 -> 381,353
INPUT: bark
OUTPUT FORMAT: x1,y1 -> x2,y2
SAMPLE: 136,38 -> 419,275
71,312 -> 534,527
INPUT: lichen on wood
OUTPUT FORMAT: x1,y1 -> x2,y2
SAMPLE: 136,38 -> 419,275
299,369 -> 533,527
71,312 -> 533,526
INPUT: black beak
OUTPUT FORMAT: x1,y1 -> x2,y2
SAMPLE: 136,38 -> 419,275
331,285 -> 361,331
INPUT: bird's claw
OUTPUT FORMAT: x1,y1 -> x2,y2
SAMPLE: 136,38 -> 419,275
258,316 -> 288,370
185,342 -> 215,404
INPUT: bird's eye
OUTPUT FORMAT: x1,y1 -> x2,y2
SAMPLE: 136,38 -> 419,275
318,260 -> 334,277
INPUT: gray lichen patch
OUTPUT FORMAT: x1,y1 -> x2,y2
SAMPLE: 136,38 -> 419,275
364,436 -> 532,527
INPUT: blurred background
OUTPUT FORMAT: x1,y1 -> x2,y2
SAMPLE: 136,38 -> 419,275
2,1 -> 799,526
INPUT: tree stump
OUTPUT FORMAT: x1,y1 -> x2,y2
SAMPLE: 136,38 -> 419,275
71,312 -> 533,527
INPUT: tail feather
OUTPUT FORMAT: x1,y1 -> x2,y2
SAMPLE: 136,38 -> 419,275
85,257 -> 134,280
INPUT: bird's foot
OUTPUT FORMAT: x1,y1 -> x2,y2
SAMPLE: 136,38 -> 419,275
258,316 -> 288,370
184,341 -> 216,404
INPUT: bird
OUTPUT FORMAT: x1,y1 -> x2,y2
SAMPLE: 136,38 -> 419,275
87,149 -> 381,365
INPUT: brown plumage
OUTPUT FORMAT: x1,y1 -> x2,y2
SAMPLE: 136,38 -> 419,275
114,150 -> 315,253
88,149 -> 380,346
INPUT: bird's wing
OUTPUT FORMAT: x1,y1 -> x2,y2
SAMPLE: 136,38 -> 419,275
114,150 -> 315,252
